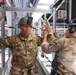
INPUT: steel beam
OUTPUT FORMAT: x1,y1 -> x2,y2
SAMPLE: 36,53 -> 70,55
69,0 -> 72,22
0,8 -> 6,68
3,6 -> 52,13
48,0 -> 65,20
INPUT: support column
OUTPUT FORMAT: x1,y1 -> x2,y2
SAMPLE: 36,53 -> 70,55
0,7 -> 6,68
68,0 -> 72,22
53,8 -> 56,36
37,19 -> 42,37
6,11 -> 12,57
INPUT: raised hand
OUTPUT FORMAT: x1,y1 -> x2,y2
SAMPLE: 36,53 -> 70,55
45,19 -> 52,34
53,31 -> 60,38
42,19 -> 52,37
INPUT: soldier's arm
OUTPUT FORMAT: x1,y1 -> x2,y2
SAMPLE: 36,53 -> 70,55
36,20 -> 52,46
36,33 -> 53,46
0,36 -> 12,49
42,37 -> 65,54
36,36 -> 43,46
40,19 -> 52,44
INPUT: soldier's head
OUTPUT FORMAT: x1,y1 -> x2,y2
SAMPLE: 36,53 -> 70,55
18,17 -> 33,36
65,25 -> 76,38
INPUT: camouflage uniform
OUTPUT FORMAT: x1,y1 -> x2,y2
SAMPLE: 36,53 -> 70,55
43,37 -> 76,75
0,33 -> 43,75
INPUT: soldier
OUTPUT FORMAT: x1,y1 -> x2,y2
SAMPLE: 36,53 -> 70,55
0,17 -> 51,75
42,25 -> 76,75
50,31 -> 60,75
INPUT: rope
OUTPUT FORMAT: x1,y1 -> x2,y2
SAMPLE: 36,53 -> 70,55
8,26 -> 45,30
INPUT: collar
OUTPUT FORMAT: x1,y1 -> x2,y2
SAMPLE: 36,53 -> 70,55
18,33 -> 35,41
17,34 -> 28,41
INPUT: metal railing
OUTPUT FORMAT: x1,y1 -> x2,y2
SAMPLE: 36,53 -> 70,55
1,55 -> 12,75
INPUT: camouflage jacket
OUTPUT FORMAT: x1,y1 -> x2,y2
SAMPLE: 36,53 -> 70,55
0,33 -> 43,68
46,37 -> 76,75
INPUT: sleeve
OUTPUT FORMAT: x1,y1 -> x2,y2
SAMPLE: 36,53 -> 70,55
42,37 -> 65,53
48,37 -> 66,52
55,37 -> 66,48
47,34 -> 53,42
0,36 -> 12,49
36,36 -> 43,46
37,34 -> 53,46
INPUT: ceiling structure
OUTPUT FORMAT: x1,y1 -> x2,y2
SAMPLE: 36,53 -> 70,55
0,0 -> 67,23
5,0 -> 56,22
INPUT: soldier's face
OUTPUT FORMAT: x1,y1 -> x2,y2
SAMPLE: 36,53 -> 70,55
20,25 -> 32,36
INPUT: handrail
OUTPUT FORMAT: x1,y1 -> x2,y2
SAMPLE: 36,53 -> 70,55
4,55 -> 12,75
6,56 -> 12,75
39,49 -> 52,64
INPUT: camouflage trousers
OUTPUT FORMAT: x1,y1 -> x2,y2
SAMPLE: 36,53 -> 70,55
10,65 -> 39,75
